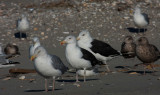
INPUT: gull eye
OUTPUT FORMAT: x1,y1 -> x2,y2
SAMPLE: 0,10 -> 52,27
82,34 -> 85,36
69,38 -> 71,39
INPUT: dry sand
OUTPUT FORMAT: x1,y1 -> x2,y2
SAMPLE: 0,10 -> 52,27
0,0 -> 160,95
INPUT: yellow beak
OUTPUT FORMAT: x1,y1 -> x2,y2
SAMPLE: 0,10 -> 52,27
30,55 -> 37,61
60,41 -> 67,45
77,37 -> 80,41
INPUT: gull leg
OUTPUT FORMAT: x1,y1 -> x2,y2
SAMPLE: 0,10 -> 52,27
45,79 -> 48,92
76,69 -> 79,82
84,68 -> 86,82
104,61 -> 110,72
143,64 -> 146,75
52,76 -> 55,92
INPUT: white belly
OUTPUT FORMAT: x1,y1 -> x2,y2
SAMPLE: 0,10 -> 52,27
66,45 -> 92,69
134,15 -> 148,27
34,57 -> 61,77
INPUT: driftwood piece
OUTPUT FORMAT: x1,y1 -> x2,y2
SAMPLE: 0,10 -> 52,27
9,68 -> 36,74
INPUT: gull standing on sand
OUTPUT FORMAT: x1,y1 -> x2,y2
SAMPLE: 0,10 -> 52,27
77,30 -> 120,72
60,35 -> 103,82
136,37 -> 160,74
29,37 -> 41,58
121,36 -> 136,58
17,14 -> 29,39
133,6 -> 149,34
30,46 -> 68,92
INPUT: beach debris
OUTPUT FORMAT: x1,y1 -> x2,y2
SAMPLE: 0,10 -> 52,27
129,72 -> 138,75
9,68 -> 37,74
117,69 -> 129,72
73,83 -> 80,87
19,75 -> 25,80
34,27 -> 38,31
41,32 -> 45,36
2,77 -> 11,81
63,32 -> 69,34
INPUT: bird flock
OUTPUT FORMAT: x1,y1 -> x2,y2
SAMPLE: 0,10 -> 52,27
0,5 -> 159,92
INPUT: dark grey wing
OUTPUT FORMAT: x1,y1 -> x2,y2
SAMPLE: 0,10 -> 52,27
142,13 -> 149,24
51,55 -> 68,74
90,39 -> 120,57
150,45 -> 160,57
80,48 -> 104,66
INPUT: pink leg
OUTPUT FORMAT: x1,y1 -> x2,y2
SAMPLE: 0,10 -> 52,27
45,79 -> 48,92
84,68 -> 86,82
76,71 -> 79,82
52,77 -> 55,92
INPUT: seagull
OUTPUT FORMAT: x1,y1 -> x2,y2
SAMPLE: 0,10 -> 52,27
17,14 -> 29,39
77,30 -> 120,72
133,6 -> 149,34
121,36 -> 136,58
60,35 -> 103,82
29,37 -> 41,58
4,43 -> 20,59
136,37 -> 160,74
0,43 -> 17,68
30,46 -> 68,92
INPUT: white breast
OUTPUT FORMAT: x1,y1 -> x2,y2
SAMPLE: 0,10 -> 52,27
134,14 -> 148,27
65,44 -> 92,69
18,19 -> 29,31
34,55 -> 61,77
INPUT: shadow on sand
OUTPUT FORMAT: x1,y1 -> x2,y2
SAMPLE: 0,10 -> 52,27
57,79 -> 99,83
14,32 -> 27,39
127,27 -> 147,33
24,88 -> 62,92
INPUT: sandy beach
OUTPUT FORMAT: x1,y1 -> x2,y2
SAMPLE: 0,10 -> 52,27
0,0 -> 160,95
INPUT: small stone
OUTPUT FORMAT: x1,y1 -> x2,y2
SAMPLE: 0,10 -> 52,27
41,32 -> 45,35
19,76 -> 25,80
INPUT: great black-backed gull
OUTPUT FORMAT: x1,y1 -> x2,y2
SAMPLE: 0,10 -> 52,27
29,37 -> 41,58
121,36 -> 136,58
133,6 -> 149,34
30,46 -> 68,92
60,35 -> 103,82
77,30 -> 120,72
17,14 -> 29,39
136,37 -> 160,74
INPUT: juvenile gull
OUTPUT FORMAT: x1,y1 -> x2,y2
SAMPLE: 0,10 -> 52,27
60,35 -> 103,82
0,44 -> 15,68
121,36 -> 136,58
77,30 -> 120,72
136,37 -> 160,74
133,6 -> 149,34
29,37 -> 41,58
17,14 -> 29,39
30,46 -> 68,92
4,43 -> 20,59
